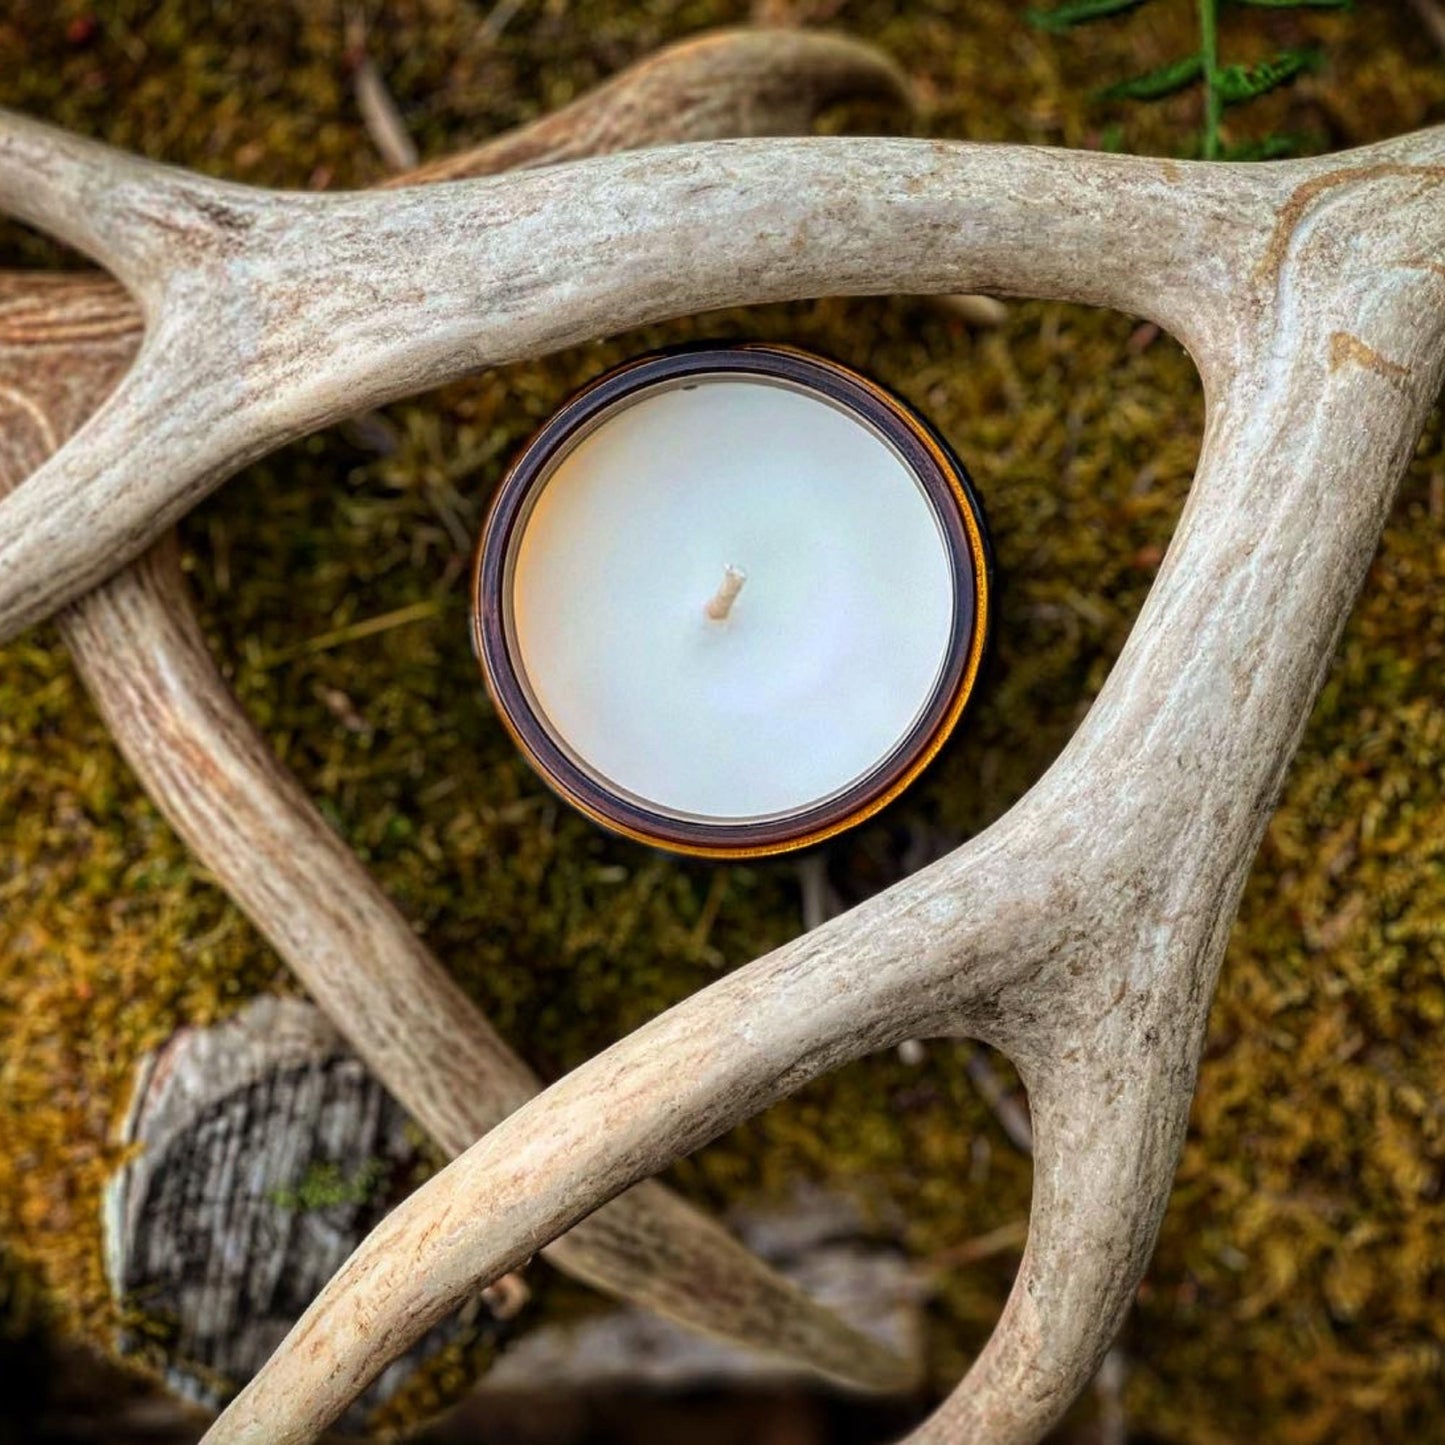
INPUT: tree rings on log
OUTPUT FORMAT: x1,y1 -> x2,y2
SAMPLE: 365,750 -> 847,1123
102,996 -> 524,1428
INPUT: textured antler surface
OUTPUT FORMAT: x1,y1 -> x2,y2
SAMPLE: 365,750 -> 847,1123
183,132 -> 1443,1443
0,28 -> 920,1399
0,119 -> 1265,641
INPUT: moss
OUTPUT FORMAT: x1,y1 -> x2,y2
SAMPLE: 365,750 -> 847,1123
368,1333 -> 501,1441
2,1 -> 1445,1441
269,1159 -> 388,1213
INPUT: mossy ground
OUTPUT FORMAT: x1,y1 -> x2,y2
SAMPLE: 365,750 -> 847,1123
2,1 -> 1444,1440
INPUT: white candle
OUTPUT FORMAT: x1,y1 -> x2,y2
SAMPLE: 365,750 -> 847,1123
477,348 -> 989,855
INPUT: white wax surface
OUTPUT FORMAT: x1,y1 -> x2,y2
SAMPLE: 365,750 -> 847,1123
509,377 -> 957,822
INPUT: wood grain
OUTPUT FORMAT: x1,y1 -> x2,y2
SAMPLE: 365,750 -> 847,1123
104,997 -> 512,1422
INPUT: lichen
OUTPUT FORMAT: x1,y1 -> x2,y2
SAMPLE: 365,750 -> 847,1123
2,1 -> 1444,1440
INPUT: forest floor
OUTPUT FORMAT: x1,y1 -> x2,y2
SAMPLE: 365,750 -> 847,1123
3,2 -> 1445,1441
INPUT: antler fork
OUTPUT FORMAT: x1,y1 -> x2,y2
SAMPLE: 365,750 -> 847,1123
2,36 -> 1443,1445
197,136 -> 1443,1441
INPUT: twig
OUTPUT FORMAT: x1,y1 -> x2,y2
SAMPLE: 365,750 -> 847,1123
965,1046 -> 1034,1156
1094,1346 -> 1128,1445
258,598 -> 442,668
932,294 -> 1008,327
1200,0 -> 1222,161
345,12 -> 419,172
797,852 -> 844,933
924,1218 -> 1028,1273
480,0 -> 528,44
687,868 -> 730,958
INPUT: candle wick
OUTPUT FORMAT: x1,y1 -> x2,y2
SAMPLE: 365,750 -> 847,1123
704,565 -> 747,622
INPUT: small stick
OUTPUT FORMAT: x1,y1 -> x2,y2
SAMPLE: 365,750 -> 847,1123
480,0 -> 528,44
932,293 -> 1008,327
797,853 -> 843,932
924,1217 -> 1028,1273
1094,1346 -> 1129,1445
704,564 -> 747,621
345,12 -> 419,172
965,1046 -> 1034,1156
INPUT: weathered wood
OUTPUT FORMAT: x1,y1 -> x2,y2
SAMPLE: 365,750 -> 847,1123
0,26 -> 918,1407
104,997 -> 512,1424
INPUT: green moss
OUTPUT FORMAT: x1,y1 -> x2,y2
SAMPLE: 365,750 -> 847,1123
269,1159 -> 387,1213
2,1 -> 1445,1440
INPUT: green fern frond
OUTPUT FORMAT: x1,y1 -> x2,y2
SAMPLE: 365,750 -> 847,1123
1028,0 -> 1334,162
1215,48 -> 1320,106
1098,54 -> 1204,101
1025,0 -> 1153,33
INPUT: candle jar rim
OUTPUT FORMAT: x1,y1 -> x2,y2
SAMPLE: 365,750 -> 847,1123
471,342 -> 993,859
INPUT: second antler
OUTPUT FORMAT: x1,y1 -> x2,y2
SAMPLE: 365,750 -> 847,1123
0,27 -> 917,1400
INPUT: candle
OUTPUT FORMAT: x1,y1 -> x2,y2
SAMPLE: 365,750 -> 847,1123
473,345 -> 991,857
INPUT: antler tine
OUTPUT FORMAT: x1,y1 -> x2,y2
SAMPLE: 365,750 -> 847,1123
201,130 -> 1445,1443
0,129 -> 1272,644
908,1047 -> 1201,1445
197,879 -> 999,1445
0,108 -> 221,302
0,28 -> 909,271
8,29 -> 1445,1440
196,774 -> 1177,1445
392,28 -> 912,186
200,783 -> 1214,1445
0,27 -> 927,1395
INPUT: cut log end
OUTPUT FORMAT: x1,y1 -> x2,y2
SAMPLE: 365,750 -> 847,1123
103,997 -> 526,1429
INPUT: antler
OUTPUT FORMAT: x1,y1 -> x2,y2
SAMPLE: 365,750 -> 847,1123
0,28 -> 920,1396
179,131 -> 1444,1443
0,116 -> 1263,640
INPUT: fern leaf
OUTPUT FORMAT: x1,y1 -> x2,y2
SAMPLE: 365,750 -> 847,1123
1098,53 -> 1204,101
1215,48 -> 1320,106
1026,0 -> 1153,33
